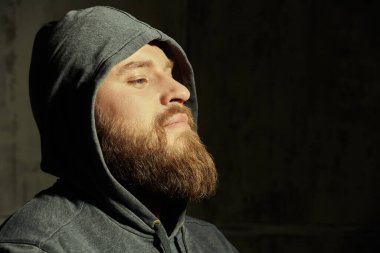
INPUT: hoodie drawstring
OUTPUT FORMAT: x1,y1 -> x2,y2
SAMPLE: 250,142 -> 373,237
153,220 -> 172,253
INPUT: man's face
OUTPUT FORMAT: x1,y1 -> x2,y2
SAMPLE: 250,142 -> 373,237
96,44 -> 191,145
95,44 -> 217,201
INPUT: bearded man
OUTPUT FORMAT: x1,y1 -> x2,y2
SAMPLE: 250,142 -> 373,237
0,6 -> 238,253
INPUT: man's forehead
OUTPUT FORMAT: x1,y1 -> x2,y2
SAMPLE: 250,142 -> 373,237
114,59 -> 174,75
111,45 -> 175,77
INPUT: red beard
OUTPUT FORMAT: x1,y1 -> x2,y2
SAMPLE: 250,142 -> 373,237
95,104 -> 217,201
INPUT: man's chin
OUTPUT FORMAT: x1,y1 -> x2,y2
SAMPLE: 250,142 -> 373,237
165,127 -> 195,147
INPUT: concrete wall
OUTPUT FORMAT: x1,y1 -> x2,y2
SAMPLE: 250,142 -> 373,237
1,0 -> 380,252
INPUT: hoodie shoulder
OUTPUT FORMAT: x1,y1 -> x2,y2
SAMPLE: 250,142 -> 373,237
184,216 -> 239,252
0,191 -> 85,251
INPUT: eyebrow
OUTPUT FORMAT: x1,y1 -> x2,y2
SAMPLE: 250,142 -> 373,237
115,59 -> 174,76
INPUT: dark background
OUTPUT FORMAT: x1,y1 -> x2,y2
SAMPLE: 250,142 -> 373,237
1,0 -> 379,252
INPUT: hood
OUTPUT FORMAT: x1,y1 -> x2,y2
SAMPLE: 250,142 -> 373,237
29,6 -> 197,235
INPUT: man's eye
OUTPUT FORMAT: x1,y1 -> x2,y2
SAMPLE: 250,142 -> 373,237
128,78 -> 148,87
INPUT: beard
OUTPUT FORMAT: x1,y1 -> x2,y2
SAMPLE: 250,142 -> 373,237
95,104 -> 217,201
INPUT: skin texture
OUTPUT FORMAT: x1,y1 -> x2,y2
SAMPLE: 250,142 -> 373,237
96,44 -> 192,145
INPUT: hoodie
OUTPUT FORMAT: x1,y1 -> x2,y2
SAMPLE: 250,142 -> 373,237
0,6 -> 238,253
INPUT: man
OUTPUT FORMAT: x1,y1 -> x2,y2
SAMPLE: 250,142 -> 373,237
0,6 -> 238,253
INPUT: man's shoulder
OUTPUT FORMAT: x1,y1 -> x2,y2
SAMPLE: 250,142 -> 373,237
0,190 -> 85,250
184,216 -> 239,252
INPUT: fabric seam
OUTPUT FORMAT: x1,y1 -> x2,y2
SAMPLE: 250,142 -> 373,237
102,211 -> 155,240
0,241 -> 49,253
38,201 -> 85,249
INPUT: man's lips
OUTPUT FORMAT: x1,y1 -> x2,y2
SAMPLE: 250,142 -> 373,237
163,113 -> 189,128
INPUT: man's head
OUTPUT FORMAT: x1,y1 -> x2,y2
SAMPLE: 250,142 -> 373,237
29,6 -> 216,206
95,43 -> 217,201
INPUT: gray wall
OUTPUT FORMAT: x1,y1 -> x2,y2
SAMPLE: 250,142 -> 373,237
1,0 -> 380,252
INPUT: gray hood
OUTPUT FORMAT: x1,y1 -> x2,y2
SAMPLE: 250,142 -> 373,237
29,6 -> 197,234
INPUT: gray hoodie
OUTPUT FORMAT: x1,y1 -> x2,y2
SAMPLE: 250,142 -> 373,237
0,6 -> 238,253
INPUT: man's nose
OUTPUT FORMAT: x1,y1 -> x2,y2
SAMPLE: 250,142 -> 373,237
160,76 -> 191,105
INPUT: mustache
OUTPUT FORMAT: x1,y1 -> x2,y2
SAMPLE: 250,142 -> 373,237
156,105 -> 195,130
